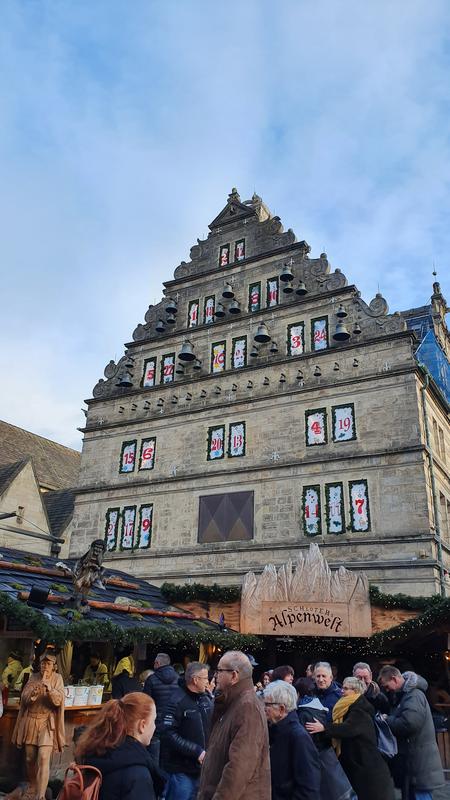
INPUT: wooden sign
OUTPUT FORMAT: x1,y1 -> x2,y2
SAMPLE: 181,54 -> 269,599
262,601 -> 355,637
241,544 -> 372,637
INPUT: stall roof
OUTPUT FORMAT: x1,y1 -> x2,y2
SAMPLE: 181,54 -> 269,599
0,546 -> 257,649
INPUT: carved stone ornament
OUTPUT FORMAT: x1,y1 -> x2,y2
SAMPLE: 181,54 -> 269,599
351,292 -> 406,338
240,543 -> 372,637
92,354 -> 131,398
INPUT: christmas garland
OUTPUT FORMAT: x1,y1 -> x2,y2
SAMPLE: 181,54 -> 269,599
161,582 -> 241,603
0,591 -> 260,650
368,585 -> 443,610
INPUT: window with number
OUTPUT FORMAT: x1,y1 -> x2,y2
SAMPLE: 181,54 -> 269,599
137,504 -> 153,548
119,440 -> 137,473
302,486 -> 321,536
105,507 -> 120,551
207,425 -> 225,460
287,322 -> 305,356
161,353 -> 175,384
139,437 -> 156,470
234,239 -> 245,261
311,317 -> 328,351
211,341 -> 226,374
228,422 -> 246,457
231,336 -> 247,369
267,277 -> 279,308
305,409 -> 327,446
248,282 -> 261,312
120,506 -> 137,550
188,299 -> 199,328
204,295 -> 215,324
332,404 -> 356,442
349,480 -> 370,532
198,491 -> 254,543
141,357 -> 157,388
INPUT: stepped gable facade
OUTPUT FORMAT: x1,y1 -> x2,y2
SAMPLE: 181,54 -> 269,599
71,189 -> 450,596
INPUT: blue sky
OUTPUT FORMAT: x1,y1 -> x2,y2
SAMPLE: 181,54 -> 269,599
1,0 -> 449,449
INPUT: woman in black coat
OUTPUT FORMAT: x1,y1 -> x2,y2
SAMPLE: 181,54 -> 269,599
265,679 -> 321,799
306,676 -> 395,800
75,692 -> 164,800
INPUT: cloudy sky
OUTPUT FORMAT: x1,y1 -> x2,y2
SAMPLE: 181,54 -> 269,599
1,1 -> 449,449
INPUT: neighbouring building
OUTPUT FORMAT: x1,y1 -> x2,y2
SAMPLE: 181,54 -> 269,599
0,420 -> 81,556
70,189 -> 450,596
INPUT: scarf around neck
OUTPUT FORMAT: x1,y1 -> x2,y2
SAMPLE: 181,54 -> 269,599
331,692 -> 360,757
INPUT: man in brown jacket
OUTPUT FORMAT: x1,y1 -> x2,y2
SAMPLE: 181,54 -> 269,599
197,650 -> 271,800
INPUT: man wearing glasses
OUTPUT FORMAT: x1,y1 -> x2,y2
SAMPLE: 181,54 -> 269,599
162,662 -> 213,800
197,650 -> 270,800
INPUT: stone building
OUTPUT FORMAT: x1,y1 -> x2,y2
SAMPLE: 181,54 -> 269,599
70,190 -> 450,596
0,420 -> 81,556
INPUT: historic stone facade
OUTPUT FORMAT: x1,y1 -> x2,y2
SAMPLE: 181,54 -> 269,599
70,190 -> 450,596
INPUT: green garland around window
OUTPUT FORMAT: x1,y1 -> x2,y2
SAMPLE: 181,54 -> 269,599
324,482 -> 345,535
301,485 -> 322,537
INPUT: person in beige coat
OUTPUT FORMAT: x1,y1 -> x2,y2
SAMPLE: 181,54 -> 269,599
197,650 -> 271,800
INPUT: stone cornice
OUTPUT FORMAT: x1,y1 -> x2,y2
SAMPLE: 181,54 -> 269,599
73,442 -> 425,495
83,361 -> 417,427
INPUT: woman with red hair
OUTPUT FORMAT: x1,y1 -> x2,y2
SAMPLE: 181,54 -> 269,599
76,692 -> 163,799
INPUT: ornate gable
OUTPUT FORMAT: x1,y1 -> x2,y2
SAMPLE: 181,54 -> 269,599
208,188 -> 258,230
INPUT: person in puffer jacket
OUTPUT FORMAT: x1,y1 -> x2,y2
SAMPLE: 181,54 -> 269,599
144,652 -> 180,766
75,692 -> 166,800
379,666 -> 446,800
312,662 -> 342,714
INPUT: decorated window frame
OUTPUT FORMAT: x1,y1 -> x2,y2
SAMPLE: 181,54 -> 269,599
301,485 -> 322,537
139,437 -> 157,471
231,335 -> 247,369
248,281 -> 261,312
207,424 -> 225,460
325,482 -> 345,535
228,421 -> 246,457
137,504 -> 153,549
141,356 -> 157,388
119,439 -> 137,474
203,295 -> 215,325
305,408 -> 328,447
266,276 -> 279,308
211,340 -> 226,374
287,321 -> 305,356
332,403 -> 357,442
161,352 -> 175,384
104,507 -> 120,552
311,316 -> 329,352
219,244 -> 230,267
234,238 -> 245,262
120,505 -> 137,550
349,479 -> 371,532
187,299 -> 200,328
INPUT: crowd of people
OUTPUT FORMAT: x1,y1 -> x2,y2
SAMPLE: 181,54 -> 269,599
66,650 -> 447,800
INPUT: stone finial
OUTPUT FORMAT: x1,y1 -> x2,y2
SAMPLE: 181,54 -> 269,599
228,187 -> 241,202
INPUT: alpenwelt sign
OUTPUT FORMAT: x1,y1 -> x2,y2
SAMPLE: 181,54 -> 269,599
261,601 -> 352,637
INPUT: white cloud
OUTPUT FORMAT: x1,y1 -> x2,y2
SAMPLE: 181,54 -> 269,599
0,0 -> 449,445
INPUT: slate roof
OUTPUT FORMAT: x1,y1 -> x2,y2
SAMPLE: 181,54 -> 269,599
0,421 -> 81,490
0,459 -> 28,496
0,545 -> 224,639
43,489 -> 75,537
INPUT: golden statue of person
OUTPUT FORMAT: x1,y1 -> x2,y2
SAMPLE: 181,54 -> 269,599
10,651 -> 65,800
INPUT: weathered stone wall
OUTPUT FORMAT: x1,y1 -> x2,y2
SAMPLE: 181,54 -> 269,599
70,192 -> 450,597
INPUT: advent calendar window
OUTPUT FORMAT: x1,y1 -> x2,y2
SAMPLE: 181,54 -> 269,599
207,425 -> 225,460
302,485 -> 322,536
188,299 -> 199,328
234,239 -> 245,261
139,437 -> 156,470
266,276 -> 279,308
119,440 -> 137,473
211,341 -> 226,374
332,403 -> 357,442
120,506 -> 137,550
311,317 -> 329,351
228,422 -> 246,457
231,336 -> 247,369
105,507 -> 120,551
305,409 -> 328,446
349,479 -> 370,532
141,357 -> 157,388
137,504 -> 153,548
161,353 -> 175,384
204,295 -> 215,324
287,322 -> 305,356
325,483 -> 345,534
248,282 -> 261,312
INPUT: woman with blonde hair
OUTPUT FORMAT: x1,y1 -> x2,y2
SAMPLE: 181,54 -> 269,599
306,676 -> 395,800
76,692 -> 164,800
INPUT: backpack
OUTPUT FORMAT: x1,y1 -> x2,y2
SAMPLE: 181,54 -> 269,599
373,712 -> 398,758
57,763 -> 102,800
